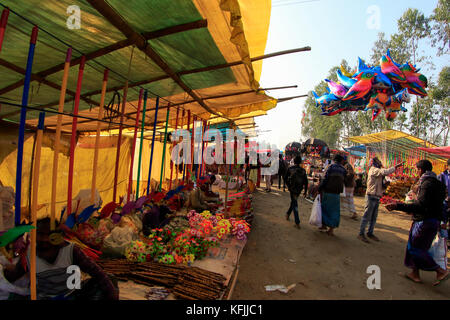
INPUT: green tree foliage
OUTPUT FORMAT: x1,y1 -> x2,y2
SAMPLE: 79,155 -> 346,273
301,64 -> 344,148
430,0 -> 450,56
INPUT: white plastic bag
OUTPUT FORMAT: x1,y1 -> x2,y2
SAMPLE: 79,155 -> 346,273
309,195 -> 322,227
429,231 -> 448,270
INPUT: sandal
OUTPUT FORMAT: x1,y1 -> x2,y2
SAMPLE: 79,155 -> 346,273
433,272 -> 450,286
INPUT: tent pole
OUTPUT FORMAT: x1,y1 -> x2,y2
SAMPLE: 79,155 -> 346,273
51,48 -> 72,230
0,8 -> 9,52
66,56 -> 86,218
30,112 -> 45,301
159,106 -> 171,191
90,69 -> 109,205
169,107 -> 180,190
112,79 -> 128,203
181,109 -> 186,182
14,26 -> 38,226
136,90 -> 148,197
127,88 -> 143,202
185,110 -> 191,183
147,97 -> 160,195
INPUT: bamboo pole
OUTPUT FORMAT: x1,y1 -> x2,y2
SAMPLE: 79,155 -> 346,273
0,8 -> 9,52
50,48 -> 72,230
30,112 -> 45,301
185,110 -> 191,183
147,97 -> 160,195
181,109 -> 186,182
127,88 -> 143,202
159,106 -> 171,192
168,107 -> 179,190
191,115 -> 196,180
66,56 -> 86,218
14,26 -> 38,226
113,80 -> 128,203
136,90 -> 148,197
90,69 -> 109,204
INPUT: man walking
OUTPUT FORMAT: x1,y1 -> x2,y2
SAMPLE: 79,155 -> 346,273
278,154 -> 288,191
358,157 -> 403,243
285,155 -> 308,229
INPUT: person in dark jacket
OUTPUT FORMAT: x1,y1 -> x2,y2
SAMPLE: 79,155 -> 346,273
318,154 -> 347,236
386,160 -> 449,286
278,154 -> 288,191
437,158 -> 450,224
284,155 -> 308,229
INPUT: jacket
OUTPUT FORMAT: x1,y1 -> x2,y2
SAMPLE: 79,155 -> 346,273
319,163 -> 347,194
285,165 -> 308,195
437,170 -> 450,199
365,166 -> 395,198
395,173 -> 446,221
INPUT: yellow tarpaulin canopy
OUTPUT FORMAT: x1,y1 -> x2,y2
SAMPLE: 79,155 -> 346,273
347,129 -> 437,148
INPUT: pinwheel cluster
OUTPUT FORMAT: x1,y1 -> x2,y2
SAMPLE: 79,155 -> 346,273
313,50 -> 428,121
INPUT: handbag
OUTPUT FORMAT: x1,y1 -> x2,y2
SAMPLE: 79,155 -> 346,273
309,195 -> 322,227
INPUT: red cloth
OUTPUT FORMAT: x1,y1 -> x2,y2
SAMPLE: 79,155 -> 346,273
417,146 -> 450,158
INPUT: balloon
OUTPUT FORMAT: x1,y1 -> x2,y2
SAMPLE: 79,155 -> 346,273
336,69 -> 357,88
324,79 -> 348,97
342,71 -> 375,101
311,49 -> 428,122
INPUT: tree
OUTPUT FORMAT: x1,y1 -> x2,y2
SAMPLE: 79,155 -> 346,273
430,0 -> 450,56
301,64 -> 344,148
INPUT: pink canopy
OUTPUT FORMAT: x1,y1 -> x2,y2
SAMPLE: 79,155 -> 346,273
417,146 -> 450,158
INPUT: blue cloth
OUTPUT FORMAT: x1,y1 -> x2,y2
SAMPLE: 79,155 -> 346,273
405,219 -> 440,271
321,192 -> 340,228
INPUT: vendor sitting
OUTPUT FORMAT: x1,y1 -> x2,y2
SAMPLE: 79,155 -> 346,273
200,175 -> 220,201
4,218 -> 118,300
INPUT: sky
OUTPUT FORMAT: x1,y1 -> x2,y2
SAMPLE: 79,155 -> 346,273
255,0 -> 447,150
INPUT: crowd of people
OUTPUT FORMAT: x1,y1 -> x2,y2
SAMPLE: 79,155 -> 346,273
269,154 -> 450,287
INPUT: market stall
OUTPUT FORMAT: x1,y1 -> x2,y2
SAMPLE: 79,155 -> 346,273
0,0 -> 313,300
347,129 -> 448,204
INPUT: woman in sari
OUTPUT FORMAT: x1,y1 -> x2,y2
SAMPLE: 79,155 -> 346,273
387,160 -> 449,286
318,154 -> 347,236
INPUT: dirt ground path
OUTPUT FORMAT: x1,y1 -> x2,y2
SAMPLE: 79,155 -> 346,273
232,183 -> 449,300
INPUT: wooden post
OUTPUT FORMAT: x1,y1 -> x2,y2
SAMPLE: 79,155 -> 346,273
51,47 -> 72,230
30,112 -> 45,300
168,107 -> 179,190
147,97 -> 160,195
112,80 -> 128,203
127,88 -> 143,202
191,115 -> 196,180
66,56 -> 86,218
15,26 -> 38,226
159,106 -> 171,191
136,90 -> 148,197
90,69 -> 109,204
0,8 -> 9,52
185,110 -> 191,182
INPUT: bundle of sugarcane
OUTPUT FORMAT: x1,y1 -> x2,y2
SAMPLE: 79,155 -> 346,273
97,259 -> 226,300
